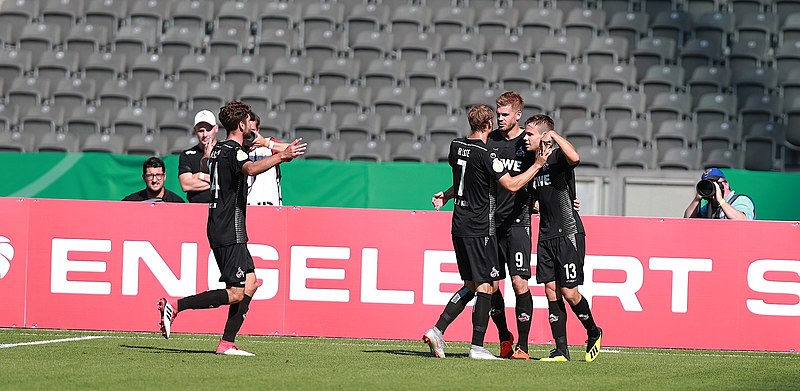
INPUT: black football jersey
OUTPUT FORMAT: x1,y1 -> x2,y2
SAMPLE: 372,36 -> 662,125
530,147 -> 585,240
487,129 -> 536,229
449,137 -> 509,237
178,144 -> 212,203
207,140 -> 249,248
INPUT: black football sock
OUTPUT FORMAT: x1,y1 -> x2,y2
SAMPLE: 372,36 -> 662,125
515,290 -> 533,352
570,296 -> 599,337
435,286 -> 474,334
222,294 -> 252,343
548,300 -> 568,352
177,289 -> 229,312
471,292 -> 492,347
490,290 -> 512,341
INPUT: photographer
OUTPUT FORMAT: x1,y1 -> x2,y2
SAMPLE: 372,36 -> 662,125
684,168 -> 755,220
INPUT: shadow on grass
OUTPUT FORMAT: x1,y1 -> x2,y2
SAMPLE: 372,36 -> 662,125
120,344 -> 214,354
362,349 -> 468,358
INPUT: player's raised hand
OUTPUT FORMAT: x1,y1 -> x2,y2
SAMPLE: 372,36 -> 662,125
202,136 -> 215,158
536,140 -> 553,167
279,138 -> 307,162
432,192 -> 446,210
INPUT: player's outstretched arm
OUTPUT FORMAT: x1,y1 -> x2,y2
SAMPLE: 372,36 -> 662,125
242,138 -> 306,176
498,162 -> 543,192
249,131 -> 288,152
271,140 -> 290,152
498,143 -> 550,192
432,186 -> 454,210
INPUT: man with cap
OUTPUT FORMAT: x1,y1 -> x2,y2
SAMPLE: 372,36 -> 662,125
684,168 -> 756,220
178,110 -> 219,203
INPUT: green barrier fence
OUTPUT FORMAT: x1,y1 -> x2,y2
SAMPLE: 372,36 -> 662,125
1,152 -> 798,221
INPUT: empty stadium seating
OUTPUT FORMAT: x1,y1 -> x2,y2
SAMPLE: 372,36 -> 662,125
0,0 -> 795,172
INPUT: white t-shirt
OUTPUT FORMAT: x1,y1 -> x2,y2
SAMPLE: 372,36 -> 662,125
247,146 -> 282,206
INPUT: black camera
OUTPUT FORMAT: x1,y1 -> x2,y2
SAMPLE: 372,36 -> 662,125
696,179 -> 722,199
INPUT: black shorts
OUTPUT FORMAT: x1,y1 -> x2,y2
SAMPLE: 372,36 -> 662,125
452,235 -> 503,283
497,226 -> 532,278
212,243 -> 255,287
535,233 -> 586,288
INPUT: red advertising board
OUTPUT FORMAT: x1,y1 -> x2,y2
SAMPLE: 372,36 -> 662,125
1,198 -> 799,352
0,198 -> 29,328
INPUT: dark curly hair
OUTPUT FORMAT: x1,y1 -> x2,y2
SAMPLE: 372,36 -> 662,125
218,101 -> 252,134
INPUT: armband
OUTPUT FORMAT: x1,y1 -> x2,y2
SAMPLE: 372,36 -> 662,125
267,138 -> 275,150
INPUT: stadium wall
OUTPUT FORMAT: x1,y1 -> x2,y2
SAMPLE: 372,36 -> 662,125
1,152 -> 800,220
1,198 -> 799,352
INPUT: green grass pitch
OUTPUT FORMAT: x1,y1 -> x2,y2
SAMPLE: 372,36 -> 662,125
1,328 -> 798,390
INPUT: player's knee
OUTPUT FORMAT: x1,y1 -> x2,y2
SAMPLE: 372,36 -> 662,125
229,289 -> 245,304
511,277 -> 529,294
561,288 -> 581,304
245,283 -> 258,298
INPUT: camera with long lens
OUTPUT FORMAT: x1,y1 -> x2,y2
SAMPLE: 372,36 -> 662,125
696,179 -> 722,199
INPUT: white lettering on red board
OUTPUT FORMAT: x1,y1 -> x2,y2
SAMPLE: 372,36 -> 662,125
48,238 -> 800,316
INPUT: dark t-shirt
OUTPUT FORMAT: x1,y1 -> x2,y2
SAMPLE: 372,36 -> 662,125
207,139 -> 249,248
178,144 -> 212,203
487,129 -> 536,229
449,137 -> 508,237
122,188 -> 186,203
530,147 -> 585,240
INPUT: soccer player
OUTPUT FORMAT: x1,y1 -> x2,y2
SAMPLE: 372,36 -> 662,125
245,112 -> 283,207
485,92 -> 537,360
425,92 -> 535,360
427,104 -> 547,360
523,114 -> 602,362
158,101 -> 306,356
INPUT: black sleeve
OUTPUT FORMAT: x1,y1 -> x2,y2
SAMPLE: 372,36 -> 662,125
529,184 -> 539,214
483,150 -> 509,180
232,144 -> 250,174
178,151 -> 194,175
554,148 -> 568,168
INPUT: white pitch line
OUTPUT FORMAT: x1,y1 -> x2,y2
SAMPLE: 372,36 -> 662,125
2,331 -> 799,360
0,336 -> 104,349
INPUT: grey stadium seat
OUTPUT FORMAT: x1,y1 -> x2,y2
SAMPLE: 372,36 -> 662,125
391,140 -> 437,163
347,139 -> 391,162
50,72 -> 94,113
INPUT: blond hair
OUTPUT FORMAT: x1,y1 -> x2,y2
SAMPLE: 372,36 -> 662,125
467,104 -> 494,132
496,91 -> 524,113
